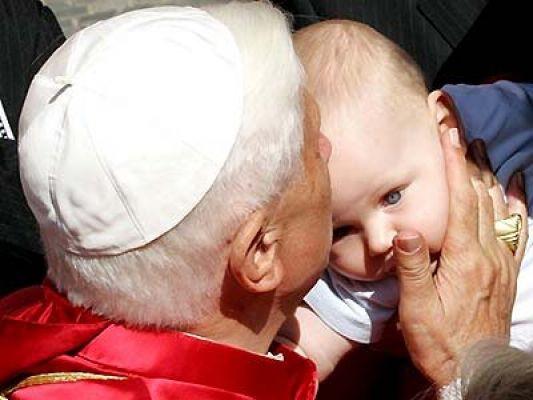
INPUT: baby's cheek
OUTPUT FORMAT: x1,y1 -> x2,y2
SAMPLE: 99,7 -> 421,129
423,154 -> 450,252
412,188 -> 449,253
329,235 -> 367,280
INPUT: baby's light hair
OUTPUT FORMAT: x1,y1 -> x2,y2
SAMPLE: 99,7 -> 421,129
294,20 -> 428,131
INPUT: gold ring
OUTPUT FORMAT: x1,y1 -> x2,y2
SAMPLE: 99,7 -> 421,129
495,213 -> 522,254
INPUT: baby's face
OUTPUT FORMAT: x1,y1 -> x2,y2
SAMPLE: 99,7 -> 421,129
326,102 -> 449,281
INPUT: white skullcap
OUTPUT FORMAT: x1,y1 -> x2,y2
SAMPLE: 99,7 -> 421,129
19,7 -> 243,255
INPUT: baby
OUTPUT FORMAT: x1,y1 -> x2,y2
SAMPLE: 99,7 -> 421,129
282,20 -> 533,377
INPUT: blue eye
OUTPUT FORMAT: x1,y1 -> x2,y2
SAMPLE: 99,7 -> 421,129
384,190 -> 402,205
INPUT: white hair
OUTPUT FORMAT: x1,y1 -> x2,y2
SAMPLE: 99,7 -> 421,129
45,1 -> 304,329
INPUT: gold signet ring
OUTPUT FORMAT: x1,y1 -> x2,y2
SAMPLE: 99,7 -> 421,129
494,213 -> 522,254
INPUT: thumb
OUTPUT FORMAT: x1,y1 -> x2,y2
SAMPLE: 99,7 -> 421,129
393,231 -> 436,303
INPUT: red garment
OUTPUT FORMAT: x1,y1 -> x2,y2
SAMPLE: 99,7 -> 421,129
0,286 -> 318,399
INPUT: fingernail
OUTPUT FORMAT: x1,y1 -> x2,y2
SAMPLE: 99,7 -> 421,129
394,231 -> 422,254
449,128 -> 460,148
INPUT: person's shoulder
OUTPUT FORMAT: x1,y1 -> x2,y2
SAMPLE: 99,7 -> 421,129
442,80 -> 533,139
0,374 -> 257,400
443,81 -> 533,109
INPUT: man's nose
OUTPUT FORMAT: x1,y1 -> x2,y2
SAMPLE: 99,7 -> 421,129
364,217 -> 396,256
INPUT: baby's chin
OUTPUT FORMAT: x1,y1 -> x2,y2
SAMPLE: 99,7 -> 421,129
331,251 -> 441,281
329,262 -> 394,282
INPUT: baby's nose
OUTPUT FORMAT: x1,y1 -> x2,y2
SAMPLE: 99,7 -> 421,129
365,219 -> 396,256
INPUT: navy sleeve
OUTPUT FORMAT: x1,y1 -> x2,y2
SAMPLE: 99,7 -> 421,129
443,81 -> 533,213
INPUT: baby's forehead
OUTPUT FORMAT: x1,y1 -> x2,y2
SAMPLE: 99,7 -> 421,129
326,101 -> 434,186
322,86 -> 425,143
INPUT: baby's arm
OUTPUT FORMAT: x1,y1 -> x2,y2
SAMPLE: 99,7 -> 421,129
278,304 -> 359,381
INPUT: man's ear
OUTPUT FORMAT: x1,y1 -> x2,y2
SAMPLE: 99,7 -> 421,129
229,209 -> 284,294
428,90 -> 460,137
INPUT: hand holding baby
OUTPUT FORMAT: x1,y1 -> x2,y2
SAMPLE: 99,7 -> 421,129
395,128 -> 528,387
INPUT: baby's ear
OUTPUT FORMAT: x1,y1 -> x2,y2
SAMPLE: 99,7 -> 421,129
427,90 -> 460,137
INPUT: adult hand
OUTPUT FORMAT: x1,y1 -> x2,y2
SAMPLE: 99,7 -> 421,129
393,128 -> 528,387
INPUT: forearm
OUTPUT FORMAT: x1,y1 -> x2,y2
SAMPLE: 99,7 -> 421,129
279,305 -> 358,381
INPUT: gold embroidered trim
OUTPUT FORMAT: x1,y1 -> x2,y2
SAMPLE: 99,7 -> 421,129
0,372 -> 127,399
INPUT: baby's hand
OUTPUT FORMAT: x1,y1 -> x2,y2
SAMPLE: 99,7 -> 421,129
278,305 -> 358,381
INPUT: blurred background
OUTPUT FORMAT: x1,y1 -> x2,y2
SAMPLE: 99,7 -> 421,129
42,0 -> 221,37
44,0 -> 519,87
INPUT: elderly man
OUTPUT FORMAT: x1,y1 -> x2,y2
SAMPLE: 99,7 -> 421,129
0,2 -> 527,400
